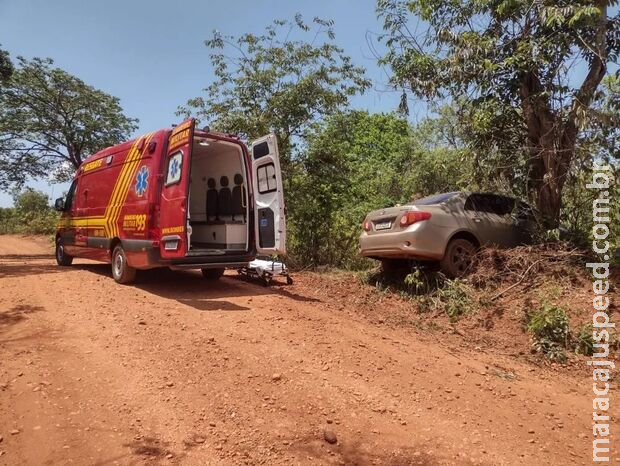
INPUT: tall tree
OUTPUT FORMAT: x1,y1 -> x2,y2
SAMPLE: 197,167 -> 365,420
378,0 -> 619,226
178,14 -> 371,170
0,57 -> 138,189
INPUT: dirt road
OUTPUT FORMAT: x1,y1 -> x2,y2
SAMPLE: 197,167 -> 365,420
0,235 -> 611,465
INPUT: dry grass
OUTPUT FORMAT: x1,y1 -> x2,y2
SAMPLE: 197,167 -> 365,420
469,242 -> 587,294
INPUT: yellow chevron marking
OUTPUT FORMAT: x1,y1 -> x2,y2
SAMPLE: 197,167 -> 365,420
104,136 -> 147,236
108,133 -> 154,237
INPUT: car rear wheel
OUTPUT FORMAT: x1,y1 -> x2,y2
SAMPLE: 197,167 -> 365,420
55,238 -> 73,266
111,245 -> 136,284
440,238 -> 476,278
201,268 -> 225,280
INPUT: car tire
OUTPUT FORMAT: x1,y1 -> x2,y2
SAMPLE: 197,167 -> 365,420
111,245 -> 136,284
55,238 -> 73,266
201,268 -> 225,280
440,238 -> 476,278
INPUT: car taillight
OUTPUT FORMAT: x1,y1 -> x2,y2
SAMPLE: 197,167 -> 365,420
363,220 -> 372,231
399,211 -> 431,227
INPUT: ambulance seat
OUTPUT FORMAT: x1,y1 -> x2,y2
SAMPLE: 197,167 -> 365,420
232,173 -> 245,222
206,178 -> 219,222
218,176 -> 232,218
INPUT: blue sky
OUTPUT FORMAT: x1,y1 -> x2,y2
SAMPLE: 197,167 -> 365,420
0,0 -> 404,207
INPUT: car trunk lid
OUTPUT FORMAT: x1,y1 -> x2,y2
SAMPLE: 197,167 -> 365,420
364,204 -> 444,234
364,206 -> 410,234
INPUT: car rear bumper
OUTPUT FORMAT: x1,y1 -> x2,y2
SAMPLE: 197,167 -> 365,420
359,227 -> 445,260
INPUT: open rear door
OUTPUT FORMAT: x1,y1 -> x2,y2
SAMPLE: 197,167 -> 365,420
251,134 -> 286,255
159,118 -> 194,259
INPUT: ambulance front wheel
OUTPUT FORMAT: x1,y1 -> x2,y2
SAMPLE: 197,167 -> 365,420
111,245 -> 136,284
55,238 -> 73,266
201,268 -> 224,280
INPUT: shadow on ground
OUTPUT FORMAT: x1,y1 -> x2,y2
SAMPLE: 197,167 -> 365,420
0,253 -> 54,260
291,436 -> 451,466
0,256 -> 61,279
0,304 -> 45,329
73,263 -> 319,312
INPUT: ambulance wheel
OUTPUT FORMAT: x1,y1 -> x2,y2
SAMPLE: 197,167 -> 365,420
55,238 -> 73,266
201,268 -> 224,280
286,276 -> 293,285
111,245 -> 136,284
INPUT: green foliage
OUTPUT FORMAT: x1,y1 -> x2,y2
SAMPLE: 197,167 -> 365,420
403,268 -> 430,295
0,56 -> 138,190
526,304 -> 570,362
0,188 -> 58,235
362,264 -> 474,321
13,187 -> 50,213
433,278 -> 474,321
0,46 -> 13,83
290,110 -> 412,267
179,14 -> 370,171
574,323 -> 595,356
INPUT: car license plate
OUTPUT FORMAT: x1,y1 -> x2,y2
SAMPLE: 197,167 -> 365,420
375,221 -> 392,230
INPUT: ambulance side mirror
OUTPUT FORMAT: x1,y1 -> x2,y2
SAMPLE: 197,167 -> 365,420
54,197 -> 65,212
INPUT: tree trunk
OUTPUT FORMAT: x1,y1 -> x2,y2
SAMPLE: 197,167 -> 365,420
519,1 -> 608,228
520,71 -> 563,227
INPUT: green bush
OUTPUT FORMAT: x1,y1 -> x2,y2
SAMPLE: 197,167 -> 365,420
433,278 -> 474,321
0,208 -> 58,235
527,304 -> 570,362
361,265 -> 475,321
574,323 -> 595,356
0,188 -> 59,235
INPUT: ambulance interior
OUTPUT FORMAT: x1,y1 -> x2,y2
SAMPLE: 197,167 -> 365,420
187,136 -> 249,253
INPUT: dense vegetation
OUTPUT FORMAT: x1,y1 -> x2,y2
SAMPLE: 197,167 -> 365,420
0,188 -> 58,235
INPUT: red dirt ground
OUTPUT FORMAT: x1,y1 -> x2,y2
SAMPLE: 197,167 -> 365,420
0,235 -> 617,465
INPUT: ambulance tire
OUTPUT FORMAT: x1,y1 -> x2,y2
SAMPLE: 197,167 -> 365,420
55,238 -> 73,266
111,245 -> 136,284
201,268 -> 224,280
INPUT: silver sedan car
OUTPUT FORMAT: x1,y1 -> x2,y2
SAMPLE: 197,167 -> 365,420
360,192 -> 538,277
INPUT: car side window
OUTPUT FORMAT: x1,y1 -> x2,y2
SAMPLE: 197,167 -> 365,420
464,195 -> 478,211
465,194 -> 514,216
64,180 -> 78,212
464,194 -> 493,213
490,196 -> 515,216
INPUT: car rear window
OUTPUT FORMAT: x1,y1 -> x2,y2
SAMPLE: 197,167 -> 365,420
411,192 -> 459,206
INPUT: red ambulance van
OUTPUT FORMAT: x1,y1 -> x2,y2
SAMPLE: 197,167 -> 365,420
54,118 -> 286,284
